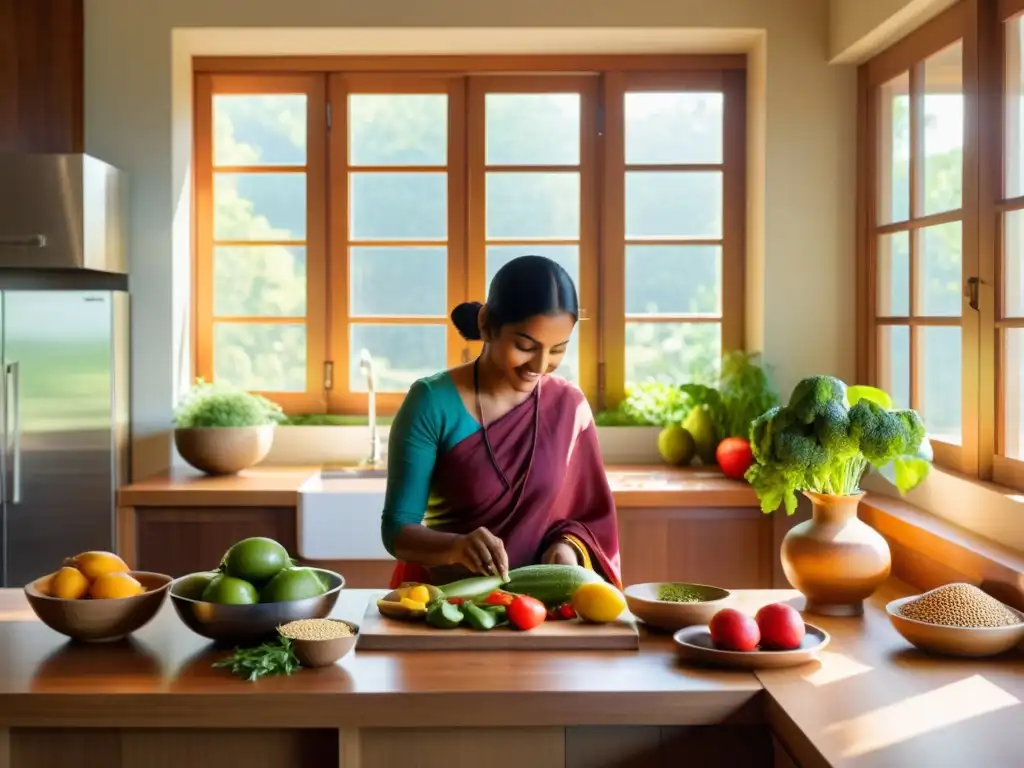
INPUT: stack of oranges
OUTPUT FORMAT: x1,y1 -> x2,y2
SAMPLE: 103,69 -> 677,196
40,551 -> 145,600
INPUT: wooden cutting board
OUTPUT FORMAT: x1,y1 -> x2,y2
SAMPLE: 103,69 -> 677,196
357,602 -> 640,651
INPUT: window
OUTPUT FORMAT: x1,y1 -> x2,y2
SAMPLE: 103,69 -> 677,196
858,0 -> 1024,490
193,57 -> 746,414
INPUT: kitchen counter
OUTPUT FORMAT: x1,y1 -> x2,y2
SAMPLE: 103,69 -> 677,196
1,580 -> 1021,767
117,465 -> 759,509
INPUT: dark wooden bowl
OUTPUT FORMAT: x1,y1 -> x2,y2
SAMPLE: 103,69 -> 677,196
24,571 -> 173,643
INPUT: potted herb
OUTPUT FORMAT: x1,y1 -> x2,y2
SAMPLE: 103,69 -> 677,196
745,375 -> 932,616
173,379 -> 284,475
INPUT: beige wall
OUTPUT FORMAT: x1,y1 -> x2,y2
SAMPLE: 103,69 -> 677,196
84,0 -> 857,479
829,0 -> 959,62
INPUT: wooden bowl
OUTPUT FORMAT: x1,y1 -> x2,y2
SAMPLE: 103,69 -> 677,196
673,623 -> 830,669
281,620 -> 359,668
24,571 -> 172,643
885,595 -> 1024,657
624,582 -> 732,632
174,425 -> 274,476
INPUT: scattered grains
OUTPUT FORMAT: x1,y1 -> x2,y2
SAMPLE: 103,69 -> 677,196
898,583 -> 1022,628
278,618 -> 354,641
656,584 -> 704,603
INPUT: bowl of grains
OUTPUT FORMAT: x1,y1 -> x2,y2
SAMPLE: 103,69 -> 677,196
278,618 -> 358,667
886,583 -> 1024,657
624,582 -> 732,632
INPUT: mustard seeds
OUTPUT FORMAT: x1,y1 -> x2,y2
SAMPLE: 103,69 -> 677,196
898,583 -> 1022,628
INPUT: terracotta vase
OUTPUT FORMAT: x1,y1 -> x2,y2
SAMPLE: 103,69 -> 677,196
780,491 -> 891,617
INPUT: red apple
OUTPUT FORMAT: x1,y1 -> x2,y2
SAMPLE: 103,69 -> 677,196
709,608 -> 760,652
755,603 -> 805,650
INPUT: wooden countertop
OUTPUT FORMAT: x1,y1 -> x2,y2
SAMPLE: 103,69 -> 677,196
118,465 -> 759,509
1,580 -> 1021,767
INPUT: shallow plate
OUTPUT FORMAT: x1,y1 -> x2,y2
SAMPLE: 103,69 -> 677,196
673,623 -> 830,669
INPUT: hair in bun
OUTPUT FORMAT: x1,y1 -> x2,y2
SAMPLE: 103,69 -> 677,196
450,301 -> 483,341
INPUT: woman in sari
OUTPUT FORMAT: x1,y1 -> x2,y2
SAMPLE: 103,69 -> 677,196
381,254 -> 621,589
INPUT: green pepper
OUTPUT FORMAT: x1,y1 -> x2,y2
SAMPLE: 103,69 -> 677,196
463,601 -> 498,631
484,604 -> 509,626
426,598 -> 464,629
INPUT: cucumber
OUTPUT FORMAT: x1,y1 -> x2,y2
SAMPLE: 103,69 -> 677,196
503,564 -> 604,606
436,575 -> 505,599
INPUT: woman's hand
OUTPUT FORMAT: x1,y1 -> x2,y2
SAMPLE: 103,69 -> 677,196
542,540 -> 580,566
449,527 -> 510,580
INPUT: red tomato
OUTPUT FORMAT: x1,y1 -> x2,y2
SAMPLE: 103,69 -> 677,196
507,595 -> 547,631
557,603 -> 577,620
447,597 -> 465,605
755,603 -> 805,650
709,608 -> 760,652
716,437 -> 755,480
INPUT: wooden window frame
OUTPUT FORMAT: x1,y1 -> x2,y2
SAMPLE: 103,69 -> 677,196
192,72 -> 329,414
192,55 -> 747,417
858,0 -> 1024,492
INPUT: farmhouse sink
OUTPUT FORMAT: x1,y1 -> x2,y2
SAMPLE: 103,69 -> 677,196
296,469 -> 390,561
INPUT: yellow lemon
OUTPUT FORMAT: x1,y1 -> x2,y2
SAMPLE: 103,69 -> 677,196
405,585 -> 431,604
571,582 -> 627,624
89,572 -> 144,600
51,566 -> 90,600
64,551 -> 129,582
399,597 -> 427,612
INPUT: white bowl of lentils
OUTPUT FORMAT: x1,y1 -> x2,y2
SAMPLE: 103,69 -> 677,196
886,583 -> 1024,658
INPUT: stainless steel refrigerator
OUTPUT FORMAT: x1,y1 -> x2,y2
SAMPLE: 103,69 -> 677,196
0,153 -> 130,587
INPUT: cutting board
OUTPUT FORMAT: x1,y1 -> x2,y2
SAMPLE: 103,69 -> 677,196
357,603 -> 640,651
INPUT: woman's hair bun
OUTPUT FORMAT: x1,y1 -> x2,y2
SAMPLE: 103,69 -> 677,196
450,302 -> 483,342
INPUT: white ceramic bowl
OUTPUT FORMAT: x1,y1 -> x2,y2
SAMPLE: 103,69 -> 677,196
885,595 -> 1024,657
624,582 -> 732,632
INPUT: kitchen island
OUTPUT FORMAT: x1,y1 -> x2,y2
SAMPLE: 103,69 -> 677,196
0,581 -> 1021,768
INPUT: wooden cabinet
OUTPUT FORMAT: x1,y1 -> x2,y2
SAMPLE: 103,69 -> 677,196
124,506 -> 395,588
122,503 -> 785,589
0,0 -> 83,152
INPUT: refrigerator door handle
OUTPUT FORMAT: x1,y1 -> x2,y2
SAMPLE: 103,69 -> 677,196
6,362 -> 20,504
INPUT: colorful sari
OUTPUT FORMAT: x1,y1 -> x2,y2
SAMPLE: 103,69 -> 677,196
388,376 -> 621,589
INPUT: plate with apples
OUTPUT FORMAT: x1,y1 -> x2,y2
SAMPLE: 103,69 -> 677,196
672,603 -> 830,670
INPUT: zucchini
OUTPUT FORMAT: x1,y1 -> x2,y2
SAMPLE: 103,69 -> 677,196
436,575 -> 505,599
503,564 -> 604,606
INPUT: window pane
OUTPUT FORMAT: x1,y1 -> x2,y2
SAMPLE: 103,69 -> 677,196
486,173 -> 579,239
213,94 -> 306,166
350,324 -> 447,393
878,72 -> 910,224
625,322 -> 721,386
214,323 -> 306,392
877,325 -> 910,410
1004,328 -> 1024,459
625,92 -> 723,165
349,247 -> 447,317
1005,17 -> 1024,198
918,221 -> 961,317
625,172 -> 722,238
214,246 -> 306,317
1004,210 -> 1024,318
877,232 -> 909,316
922,42 -> 963,216
919,325 -> 961,444
486,245 -> 578,293
214,173 -> 306,241
625,245 -> 721,315
349,94 -> 447,166
485,94 -> 579,166
350,173 -> 447,240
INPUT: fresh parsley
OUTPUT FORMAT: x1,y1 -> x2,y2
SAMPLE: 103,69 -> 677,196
212,636 -> 301,682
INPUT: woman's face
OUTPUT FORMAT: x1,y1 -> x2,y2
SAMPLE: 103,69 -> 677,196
482,311 -> 577,393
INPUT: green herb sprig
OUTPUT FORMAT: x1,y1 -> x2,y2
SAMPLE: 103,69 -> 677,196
212,637 -> 301,682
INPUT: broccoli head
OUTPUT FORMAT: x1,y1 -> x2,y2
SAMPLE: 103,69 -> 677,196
787,375 -> 848,425
848,400 -> 925,464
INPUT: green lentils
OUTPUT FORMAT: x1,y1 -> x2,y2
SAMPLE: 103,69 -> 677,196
898,583 -> 1022,628
656,584 -> 704,603
278,618 -> 354,641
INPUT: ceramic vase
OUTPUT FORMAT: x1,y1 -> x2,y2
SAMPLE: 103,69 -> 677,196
780,491 -> 891,617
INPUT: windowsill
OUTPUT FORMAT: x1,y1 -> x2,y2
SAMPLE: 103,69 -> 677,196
861,465 -> 1024,552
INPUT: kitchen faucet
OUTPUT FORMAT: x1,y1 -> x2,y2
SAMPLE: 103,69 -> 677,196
359,348 -> 382,468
